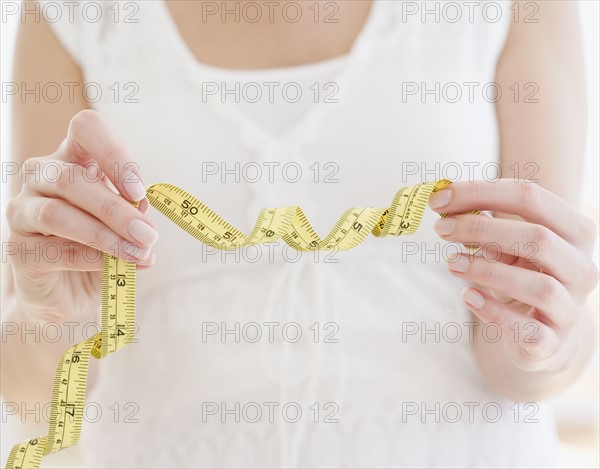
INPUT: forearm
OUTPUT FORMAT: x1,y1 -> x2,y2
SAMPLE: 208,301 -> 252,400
470,1 -> 595,403
473,310 -> 596,402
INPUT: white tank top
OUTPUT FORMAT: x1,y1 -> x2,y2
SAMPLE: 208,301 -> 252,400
30,1 -> 558,467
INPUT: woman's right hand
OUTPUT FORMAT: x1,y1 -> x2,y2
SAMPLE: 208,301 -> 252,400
5,110 -> 159,324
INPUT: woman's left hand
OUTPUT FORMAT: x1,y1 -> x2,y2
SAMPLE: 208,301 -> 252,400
428,179 -> 599,372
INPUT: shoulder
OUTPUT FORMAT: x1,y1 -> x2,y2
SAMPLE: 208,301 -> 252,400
33,0 -> 147,69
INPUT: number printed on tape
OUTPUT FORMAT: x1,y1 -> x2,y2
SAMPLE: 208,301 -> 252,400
5,179 -> 477,468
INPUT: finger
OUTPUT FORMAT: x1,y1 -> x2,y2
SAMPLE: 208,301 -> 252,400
461,288 -> 561,372
440,211 -> 534,271
101,171 -> 119,194
473,243 -> 539,272
11,197 -> 151,262
136,251 -> 156,270
8,235 -> 155,271
58,110 -> 147,202
428,180 -> 597,250
435,214 -> 596,292
33,162 -> 159,249
447,253 -> 577,330
7,234 -> 104,271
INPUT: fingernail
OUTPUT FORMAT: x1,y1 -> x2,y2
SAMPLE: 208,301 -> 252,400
123,171 -> 146,202
138,198 -> 149,215
463,289 -> 485,309
429,190 -> 452,210
137,251 -> 155,266
123,242 -> 151,260
434,217 -> 456,236
447,253 -> 469,273
128,219 -> 159,247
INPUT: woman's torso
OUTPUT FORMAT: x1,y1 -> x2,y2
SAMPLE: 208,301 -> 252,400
39,1 -> 558,467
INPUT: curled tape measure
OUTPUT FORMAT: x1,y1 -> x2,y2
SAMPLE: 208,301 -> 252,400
5,179 -> 473,468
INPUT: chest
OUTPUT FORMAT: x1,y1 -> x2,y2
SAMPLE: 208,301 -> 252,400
164,0 -> 373,69
84,1 -> 510,232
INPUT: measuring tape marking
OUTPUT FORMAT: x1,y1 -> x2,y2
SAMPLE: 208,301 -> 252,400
6,178 -> 473,468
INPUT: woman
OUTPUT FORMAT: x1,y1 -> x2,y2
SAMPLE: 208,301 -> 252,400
2,1 -> 598,467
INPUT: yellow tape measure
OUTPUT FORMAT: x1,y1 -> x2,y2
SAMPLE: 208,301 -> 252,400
5,179 -> 467,469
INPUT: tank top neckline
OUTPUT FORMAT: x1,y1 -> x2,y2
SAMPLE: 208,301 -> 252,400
154,0 -> 388,147
156,0 -> 382,78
